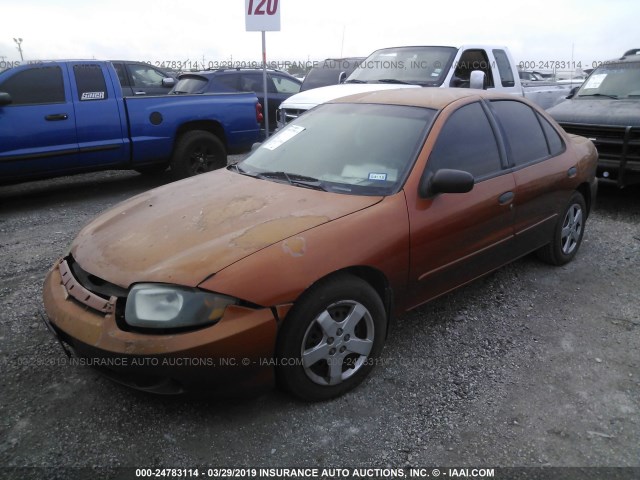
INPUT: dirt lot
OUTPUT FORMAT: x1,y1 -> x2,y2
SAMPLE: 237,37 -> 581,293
0,164 -> 638,479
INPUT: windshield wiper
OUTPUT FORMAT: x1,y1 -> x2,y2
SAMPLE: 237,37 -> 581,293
578,93 -> 619,99
257,171 -> 328,191
227,163 -> 257,177
344,79 -> 366,84
377,78 -> 413,85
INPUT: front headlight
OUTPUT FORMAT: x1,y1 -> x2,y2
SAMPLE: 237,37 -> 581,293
125,284 -> 237,330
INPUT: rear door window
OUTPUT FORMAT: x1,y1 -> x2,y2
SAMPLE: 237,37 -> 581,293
271,74 -> 301,94
241,73 -> 276,93
490,100 -> 550,167
73,64 -> 108,101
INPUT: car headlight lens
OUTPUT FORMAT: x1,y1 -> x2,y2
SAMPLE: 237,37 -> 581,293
125,284 -> 237,329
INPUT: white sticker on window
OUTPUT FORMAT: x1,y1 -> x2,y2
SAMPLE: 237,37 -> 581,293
262,125 -> 306,150
584,74 -> 607,89
368,172 -> 387,181
81,91 -> 105,101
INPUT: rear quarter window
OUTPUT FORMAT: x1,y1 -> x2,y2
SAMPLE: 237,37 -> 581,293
537,113 -> 565,156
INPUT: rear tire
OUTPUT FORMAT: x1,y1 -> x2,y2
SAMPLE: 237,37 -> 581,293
275,274 -> 387,402
537,191 -> 586,266
170,130 -> 226,180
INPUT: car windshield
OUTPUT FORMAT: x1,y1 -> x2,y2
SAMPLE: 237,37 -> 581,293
237,103 -> 436,196
346,46 -> 457,86
577,62 -> 640,99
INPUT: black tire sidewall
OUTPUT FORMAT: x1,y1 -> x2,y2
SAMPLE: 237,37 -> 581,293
275,274 -> 387,401
170,131 -> 226,179
552,192 -> 587,265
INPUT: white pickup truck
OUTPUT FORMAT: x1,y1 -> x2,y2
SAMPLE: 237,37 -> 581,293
278,45 -> 572,127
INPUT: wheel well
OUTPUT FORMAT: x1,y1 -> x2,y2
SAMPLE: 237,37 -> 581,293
316,266 -> 395,336
576,182 -> 592,217
175,121 -> 227,149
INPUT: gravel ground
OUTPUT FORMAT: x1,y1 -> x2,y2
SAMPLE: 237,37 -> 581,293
0,162 -> 638,480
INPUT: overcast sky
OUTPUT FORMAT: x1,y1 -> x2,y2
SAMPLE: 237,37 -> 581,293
1,0 -> 637,71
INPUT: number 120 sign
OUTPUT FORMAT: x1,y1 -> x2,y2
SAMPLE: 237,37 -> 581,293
245,0 -> 281,31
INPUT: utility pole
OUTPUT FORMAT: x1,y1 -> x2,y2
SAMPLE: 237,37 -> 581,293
13,38 -> 24,61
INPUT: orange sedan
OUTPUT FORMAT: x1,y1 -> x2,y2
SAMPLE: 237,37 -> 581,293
42,89 -> 598,401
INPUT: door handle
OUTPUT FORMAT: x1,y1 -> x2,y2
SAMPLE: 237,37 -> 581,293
45,113 -> 68,121
134,91 -> 147,95
498,191 -> 514,205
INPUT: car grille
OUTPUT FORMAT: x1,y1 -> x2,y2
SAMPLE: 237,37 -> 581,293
278,108 -> 307,126
59,256 -> 126,315
560,122 -> 640,186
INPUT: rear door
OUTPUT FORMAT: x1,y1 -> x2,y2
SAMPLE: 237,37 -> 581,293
68,62 -> 128,168
0,64 -> 79,181
488,99 -> 572,256
406,100 -> 516,307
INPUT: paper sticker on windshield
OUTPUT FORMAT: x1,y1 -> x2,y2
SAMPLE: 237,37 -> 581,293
368,172 -> 387,181
584,74 -> 607,89
262,125 -> 306,151
80,91 -> 105,101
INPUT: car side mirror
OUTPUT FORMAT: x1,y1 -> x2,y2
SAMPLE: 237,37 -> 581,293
0,92 -> 12,106
470,70 -> 486,90
162,77 -> 176,87
338,71 -> 347,84
566,86 -> 579,99
419,168 -> 475,198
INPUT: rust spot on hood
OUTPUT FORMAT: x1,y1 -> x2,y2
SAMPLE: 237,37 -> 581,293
232,216 -> 327,250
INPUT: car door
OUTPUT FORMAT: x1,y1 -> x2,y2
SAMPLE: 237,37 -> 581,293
406,100 -> 516,308
0,64 -> 79,181
488,99 -> 571,257
125,62 -> 174,96
68,62 -> 127,167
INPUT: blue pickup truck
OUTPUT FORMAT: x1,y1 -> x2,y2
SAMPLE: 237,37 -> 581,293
0,60 -> 262,184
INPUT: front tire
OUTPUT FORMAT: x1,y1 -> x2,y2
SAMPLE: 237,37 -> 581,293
537,191 -> 587,266
170,130 -> 226,180
276,274 -> 387,401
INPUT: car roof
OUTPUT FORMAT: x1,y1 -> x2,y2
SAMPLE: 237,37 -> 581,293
329,88 -> 524,110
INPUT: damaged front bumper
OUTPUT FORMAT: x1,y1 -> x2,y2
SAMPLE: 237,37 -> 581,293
42,259 -> 279,395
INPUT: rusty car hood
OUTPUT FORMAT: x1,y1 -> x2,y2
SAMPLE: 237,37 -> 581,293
70,169 -> 382,289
